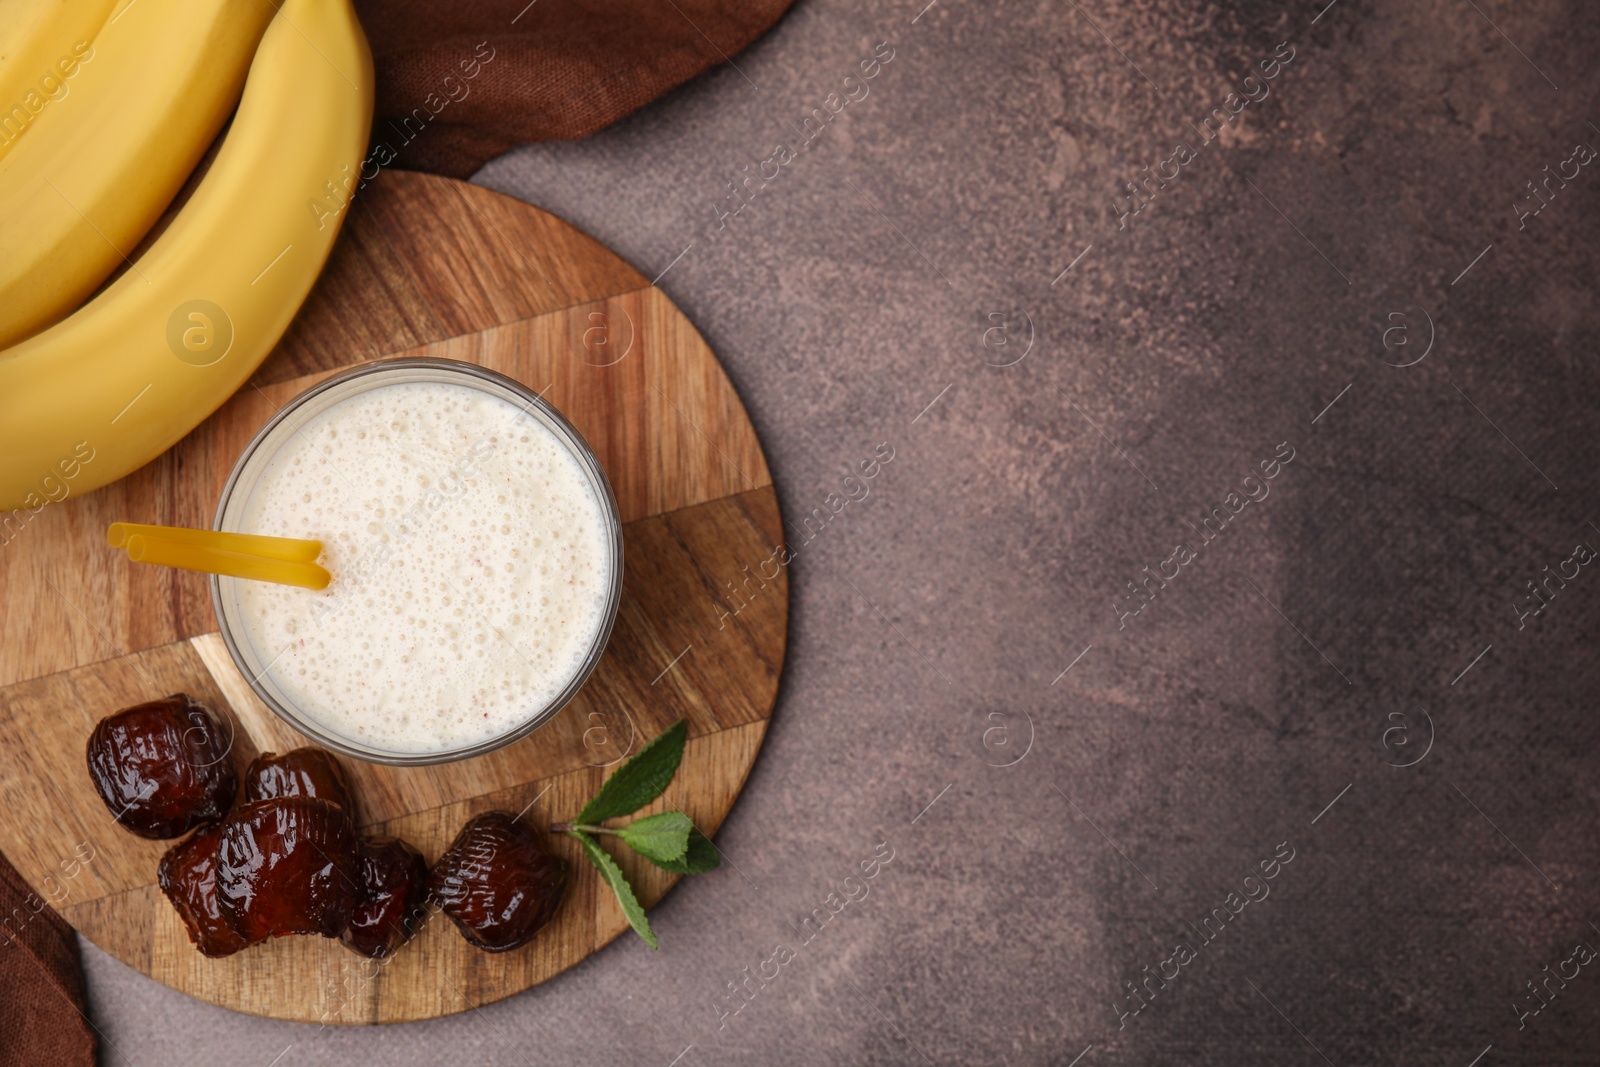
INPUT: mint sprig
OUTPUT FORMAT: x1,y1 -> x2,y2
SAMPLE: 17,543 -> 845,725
555,718 -> 720,949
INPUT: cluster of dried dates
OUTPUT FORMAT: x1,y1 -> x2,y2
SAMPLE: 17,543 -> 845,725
86,693 -> 568,959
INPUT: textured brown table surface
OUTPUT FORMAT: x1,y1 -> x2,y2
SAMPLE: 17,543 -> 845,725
80,0 -> 1600,1063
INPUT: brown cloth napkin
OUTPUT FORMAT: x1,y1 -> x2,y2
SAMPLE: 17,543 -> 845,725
0,5 -> 791,1064
0,853 -> 98,1065
353,0 -> 798,177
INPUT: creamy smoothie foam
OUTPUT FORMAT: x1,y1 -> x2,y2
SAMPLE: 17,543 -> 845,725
231,380 -> 612,753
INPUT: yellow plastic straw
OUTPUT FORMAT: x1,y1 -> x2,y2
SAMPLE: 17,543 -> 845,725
123,534 -> 331,591
107,522 -> 322,562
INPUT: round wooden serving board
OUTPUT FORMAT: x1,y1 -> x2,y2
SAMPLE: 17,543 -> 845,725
0,172 -> 786,1023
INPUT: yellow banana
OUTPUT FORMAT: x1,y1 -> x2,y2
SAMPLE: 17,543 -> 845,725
0,0 -> 120,160
0,0 -> 374,512
0,0 -> 277,349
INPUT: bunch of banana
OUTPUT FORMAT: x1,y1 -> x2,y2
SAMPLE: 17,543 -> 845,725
0,0 -> 374,511
0,0 -> 278,349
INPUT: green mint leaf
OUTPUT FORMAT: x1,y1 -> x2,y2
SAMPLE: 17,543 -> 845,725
571,831 -> 657,950
576,719 -> 687,825
650,827 -> 721,874
616,811 -> 692,864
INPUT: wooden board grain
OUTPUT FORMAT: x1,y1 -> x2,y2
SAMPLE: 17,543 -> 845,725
0,172 -> 786,1024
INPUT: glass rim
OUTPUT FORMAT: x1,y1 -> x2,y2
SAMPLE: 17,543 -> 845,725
209,357 -> 624,767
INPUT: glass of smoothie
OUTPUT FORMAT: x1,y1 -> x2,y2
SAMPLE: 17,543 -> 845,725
211,358 -> 623,766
